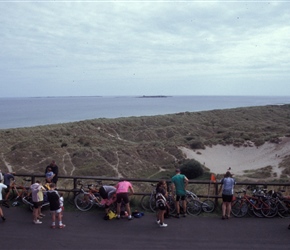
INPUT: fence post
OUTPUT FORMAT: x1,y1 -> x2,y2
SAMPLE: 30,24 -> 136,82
214,182 -> 219,207
73,177 -> 78,190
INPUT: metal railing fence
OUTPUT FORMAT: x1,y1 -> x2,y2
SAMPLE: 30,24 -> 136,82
13,174 -> 290,207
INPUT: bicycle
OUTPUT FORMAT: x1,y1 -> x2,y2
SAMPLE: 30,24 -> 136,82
140,183 -> 176,215
267,189 -> 290,218
21,180 -> 50,211
150,183 -> 176,215
185,190 -> 215,214
5,178 -> 31,205
231,188 -> 278,218
67,180 -> 103,205
140,183 -> 156,212
74,182 -> 104,212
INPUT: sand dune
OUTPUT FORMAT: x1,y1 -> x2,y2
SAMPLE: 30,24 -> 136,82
180,137 -> 290,178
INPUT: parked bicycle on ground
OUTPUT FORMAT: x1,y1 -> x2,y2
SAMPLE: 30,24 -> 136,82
22,179 -> 50,211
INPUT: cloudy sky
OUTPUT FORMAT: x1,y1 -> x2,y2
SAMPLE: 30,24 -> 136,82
1,1 -> 290,97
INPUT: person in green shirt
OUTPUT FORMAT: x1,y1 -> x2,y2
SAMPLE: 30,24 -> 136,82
171,168 -> 188,218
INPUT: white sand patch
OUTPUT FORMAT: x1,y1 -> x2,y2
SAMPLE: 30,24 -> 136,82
180,137 -> 290,177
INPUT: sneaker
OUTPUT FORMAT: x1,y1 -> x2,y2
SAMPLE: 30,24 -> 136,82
117,215 -> 121,219
182,213 -> 187,218
59,224 -> 66,229
40,213 -> 45,217
128,215 -> 133,220
222,216 -> 226,220
1,216 -> 6,221
156,220 -> 160,224
159,223 -> 168,228
51,225 -> 56,229
33,220 -> 42,224
174,214 -> 180,219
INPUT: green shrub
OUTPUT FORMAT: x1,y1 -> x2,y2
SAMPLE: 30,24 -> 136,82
254,138 -> 265,147
189,141 -> 205,150
180,159 -> 204,179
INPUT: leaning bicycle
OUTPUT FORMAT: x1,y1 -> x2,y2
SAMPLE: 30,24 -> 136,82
140,183 -> 156,212
74,182 -> 104,212
186,190 -> 215,215
67,180 -> 103,205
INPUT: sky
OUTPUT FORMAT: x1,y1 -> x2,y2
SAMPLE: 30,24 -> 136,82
1,0 -> 290,97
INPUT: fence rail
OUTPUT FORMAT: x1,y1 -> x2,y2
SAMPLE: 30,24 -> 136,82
13,174 -> 290,207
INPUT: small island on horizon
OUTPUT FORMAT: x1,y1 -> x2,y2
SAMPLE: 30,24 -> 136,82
137,95 -> 171,98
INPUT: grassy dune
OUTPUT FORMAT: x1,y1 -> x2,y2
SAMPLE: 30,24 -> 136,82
1,104 -> 290,182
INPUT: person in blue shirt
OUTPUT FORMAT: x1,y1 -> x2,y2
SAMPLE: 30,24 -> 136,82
3,172 -> 15,201
219,171 -> 236,219
45,161 -> 59,185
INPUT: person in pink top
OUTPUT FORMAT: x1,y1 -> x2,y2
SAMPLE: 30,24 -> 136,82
115,180 -> 134,220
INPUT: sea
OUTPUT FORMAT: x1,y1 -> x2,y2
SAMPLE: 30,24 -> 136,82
0,95 -> 289,129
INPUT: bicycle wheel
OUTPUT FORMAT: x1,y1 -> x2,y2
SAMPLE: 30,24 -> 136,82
261,200 -> 278,218
231,200 -> 248,217
74,193 -> 94,211
201,199 -> 215,213
278,200 -> 290,218
247,204 -> 256,217
251,200 -> 264,218
187,199 -> 202,216
140,195 -> 151,211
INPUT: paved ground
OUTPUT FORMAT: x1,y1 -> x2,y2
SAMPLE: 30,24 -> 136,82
1,205 -> 290,250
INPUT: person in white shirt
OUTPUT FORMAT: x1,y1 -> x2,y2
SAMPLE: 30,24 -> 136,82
0,179 -> 8,221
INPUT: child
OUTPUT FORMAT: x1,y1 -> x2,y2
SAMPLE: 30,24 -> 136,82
45,168 -> 54,183
47,183 -> 65,229
155,180 -> 168,228
0,179 -> 7,222
59,192 -> 64,219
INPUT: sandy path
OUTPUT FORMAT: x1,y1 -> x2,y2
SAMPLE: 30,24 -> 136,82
180,137 -> 290,177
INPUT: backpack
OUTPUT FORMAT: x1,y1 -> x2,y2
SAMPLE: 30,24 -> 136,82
155,192 -> 167,208
104,210 -> 117,220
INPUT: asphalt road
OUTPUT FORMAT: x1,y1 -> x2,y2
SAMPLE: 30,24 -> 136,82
1,205 -> 290,250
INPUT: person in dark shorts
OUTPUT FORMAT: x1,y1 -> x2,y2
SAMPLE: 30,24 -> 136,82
47,183 -> 65,229
115,180 -> 134,220
219,171 -> 236,219
155,180 -> 168,228
171,168 -> 189,218
3,172 -> 15,201
30,180 -> 45,224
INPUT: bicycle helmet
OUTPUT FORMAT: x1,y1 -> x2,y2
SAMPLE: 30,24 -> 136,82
133,213 -> 143,218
